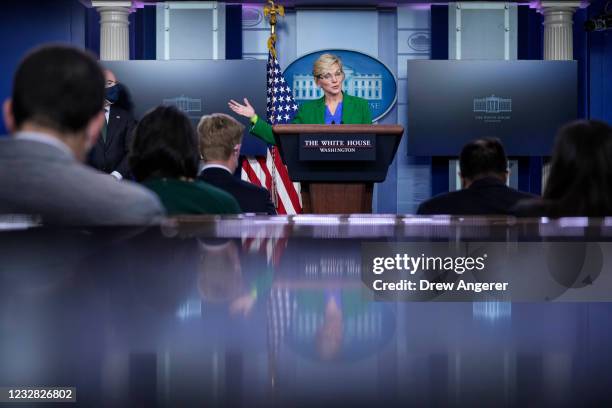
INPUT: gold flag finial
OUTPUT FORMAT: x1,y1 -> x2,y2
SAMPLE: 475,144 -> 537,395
264,0 -> 284,58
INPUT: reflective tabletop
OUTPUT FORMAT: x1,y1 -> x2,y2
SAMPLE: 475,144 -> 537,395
1,215 -> 612,406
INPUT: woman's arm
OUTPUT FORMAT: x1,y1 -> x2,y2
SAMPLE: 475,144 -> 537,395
250,117 -> 275,144
251,106 -> 306,144
229,98 -> 307,145
229,98 -> 276,144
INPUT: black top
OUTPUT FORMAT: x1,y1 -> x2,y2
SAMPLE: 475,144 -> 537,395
416,177 -> 536,216
198,167 -> 277,215
87,105 -> 136,177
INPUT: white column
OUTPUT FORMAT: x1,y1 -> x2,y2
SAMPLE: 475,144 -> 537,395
538,2 -> 584,191
538,1 -> 582,60
92,1 -> 133,60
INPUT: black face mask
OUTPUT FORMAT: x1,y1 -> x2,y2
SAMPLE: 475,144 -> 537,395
105,84 -> 119,104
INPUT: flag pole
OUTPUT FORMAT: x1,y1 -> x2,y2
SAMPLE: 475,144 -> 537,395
264,0 -> 284,58
264,0 -> 284,210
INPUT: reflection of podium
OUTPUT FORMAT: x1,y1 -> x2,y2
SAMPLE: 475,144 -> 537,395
273,124 -> 403,214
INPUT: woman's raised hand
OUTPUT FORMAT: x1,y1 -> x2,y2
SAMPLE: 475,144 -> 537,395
228,98 -> 256,119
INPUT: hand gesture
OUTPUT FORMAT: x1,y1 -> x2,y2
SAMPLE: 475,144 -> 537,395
228,98 -> 256,119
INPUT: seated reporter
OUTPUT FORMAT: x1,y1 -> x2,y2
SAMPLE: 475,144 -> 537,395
228,53 -> 372,145
0,45 -> 163,226
129,106 -> 240,215
417,138 -> 535,215
197,113 -> 276,215
515,120 -> 612,217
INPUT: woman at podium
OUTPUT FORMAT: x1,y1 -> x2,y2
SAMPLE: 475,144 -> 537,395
228,53 -> 373,145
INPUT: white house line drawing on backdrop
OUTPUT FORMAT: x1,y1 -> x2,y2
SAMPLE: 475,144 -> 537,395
163,95 -> 202,113
473,95 -> 512,114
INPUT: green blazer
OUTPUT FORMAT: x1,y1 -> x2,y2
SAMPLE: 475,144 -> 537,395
143,178 -> 241,215
250,93 -> 373,145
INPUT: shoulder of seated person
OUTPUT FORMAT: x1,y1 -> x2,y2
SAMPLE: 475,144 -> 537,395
239,178 -> 266,190
104,178 -> 162,207
512,198 -> 548,217
197,180 -> 236,197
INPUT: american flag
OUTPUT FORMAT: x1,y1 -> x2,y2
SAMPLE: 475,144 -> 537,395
241,51 -> 303,214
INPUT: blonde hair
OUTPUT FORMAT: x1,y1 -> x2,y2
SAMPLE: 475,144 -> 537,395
197,113 -> 245,161
312,53 -> 344,78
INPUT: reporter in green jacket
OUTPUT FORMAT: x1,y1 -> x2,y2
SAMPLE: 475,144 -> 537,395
228,53 -> 373,145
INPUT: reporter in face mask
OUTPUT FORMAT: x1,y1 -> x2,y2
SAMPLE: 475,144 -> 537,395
104,77 -> 120,105
86,69 -> 137,180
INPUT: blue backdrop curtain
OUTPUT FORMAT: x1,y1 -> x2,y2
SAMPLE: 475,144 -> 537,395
588,0 -> 612,122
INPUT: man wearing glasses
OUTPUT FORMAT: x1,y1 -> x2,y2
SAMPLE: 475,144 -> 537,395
229,53 -> 373,145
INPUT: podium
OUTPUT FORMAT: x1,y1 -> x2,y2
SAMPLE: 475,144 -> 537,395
272,124 -> 403,214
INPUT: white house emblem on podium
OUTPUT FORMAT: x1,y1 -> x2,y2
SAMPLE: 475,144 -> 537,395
473,95 -> 512,114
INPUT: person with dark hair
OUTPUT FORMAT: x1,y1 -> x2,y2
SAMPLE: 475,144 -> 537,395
197,113 -> 276,215
0,45 -> 163,226
87,69 -> 136,179
515,120 -> 612,217
129,105 -> 241,215
417,138 -> 534,215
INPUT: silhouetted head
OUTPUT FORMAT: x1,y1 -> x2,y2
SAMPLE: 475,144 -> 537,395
2,45 -> 105,160
459,138 -> 508,188
130,105 -> 199,182
543,119 -> 612,216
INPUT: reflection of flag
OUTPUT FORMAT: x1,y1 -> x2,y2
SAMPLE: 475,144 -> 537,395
242,234 -> 289,267
267,287 -> 296,356
241,51 -> 302,214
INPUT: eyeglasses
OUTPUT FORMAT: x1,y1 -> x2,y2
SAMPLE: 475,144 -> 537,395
317,71 -> 344,81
